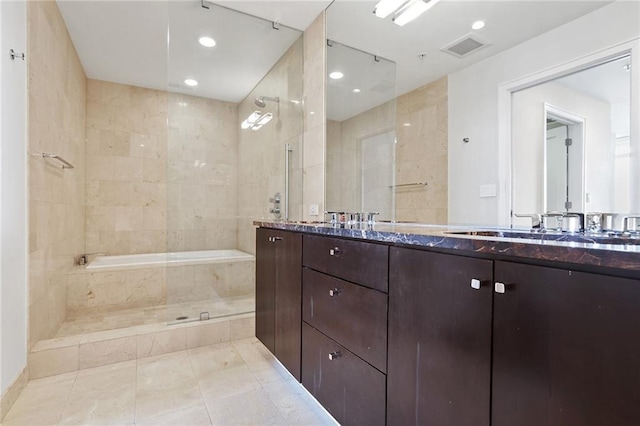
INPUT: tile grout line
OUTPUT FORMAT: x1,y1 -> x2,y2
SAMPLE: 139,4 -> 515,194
185,347 -> 215,425
132,357 -> 139,425
54,365 -> 80,426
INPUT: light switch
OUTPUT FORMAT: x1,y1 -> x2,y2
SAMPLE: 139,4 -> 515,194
479,184 -> 497,198
310,204 -> 319,216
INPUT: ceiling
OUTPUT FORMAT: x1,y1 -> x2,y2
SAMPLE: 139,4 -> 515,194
57,0 -> 612,110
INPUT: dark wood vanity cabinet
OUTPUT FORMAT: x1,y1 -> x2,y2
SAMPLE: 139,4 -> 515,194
387,247 -> 493,426
492,261 -> 640,426
255,228 -> 302,381
301,235 -> 389,426
256,226 -> 640,426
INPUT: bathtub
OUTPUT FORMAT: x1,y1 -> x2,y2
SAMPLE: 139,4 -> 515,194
86,249 -> 254,270
67,249 -> 255,317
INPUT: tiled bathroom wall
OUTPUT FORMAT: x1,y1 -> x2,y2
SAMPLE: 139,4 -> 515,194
85,81 -> 238,255
395,77 -> 448,223
302,13 -> 327,222
237,37 -> 304,254
28,0 -> 87,348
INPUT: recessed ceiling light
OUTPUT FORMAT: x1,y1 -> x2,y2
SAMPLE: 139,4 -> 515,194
472,20 -> 485,30
199,36 -> 216,47
329,71 -> 344,80
352,88 -> 361,93
403,123 -> 412,127
184,79 -> 198,87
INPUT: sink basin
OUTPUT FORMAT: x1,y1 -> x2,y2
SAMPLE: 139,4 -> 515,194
446,230 -> 640,246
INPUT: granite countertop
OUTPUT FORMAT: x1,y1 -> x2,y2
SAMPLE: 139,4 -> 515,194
254,220 -> 640,274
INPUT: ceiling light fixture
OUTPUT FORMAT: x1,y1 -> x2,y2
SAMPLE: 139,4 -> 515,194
352,88 -> 361,93
374,0 -> 407,19
241,111 -> 273,131
471,20 -> 485,30
198,36 -> 216,47
184,78 -> 198,87
393,0 -> 439,27
329,71 -> 344,80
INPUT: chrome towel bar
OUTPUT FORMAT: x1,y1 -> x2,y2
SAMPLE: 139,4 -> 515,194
42,153 -> 74,169
389,182 -> 427,188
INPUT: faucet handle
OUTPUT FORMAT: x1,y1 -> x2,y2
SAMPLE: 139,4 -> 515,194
623,216 -> 640,233
514,213 -> 541,229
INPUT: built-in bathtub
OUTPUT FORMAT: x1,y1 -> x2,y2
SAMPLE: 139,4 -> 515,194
86,249 -> 255,270
66,249 -> 256,320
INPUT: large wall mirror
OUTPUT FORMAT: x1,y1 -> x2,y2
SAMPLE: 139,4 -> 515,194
325,41 -> 397,221
325,0 -> 639,226
512,55 -> 631,220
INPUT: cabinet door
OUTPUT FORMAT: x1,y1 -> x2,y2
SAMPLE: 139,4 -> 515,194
387,248 -> 493,426
274,230 -> 302,381
255,228 -> 276,354
493,261 -> 640,426
302,323 -> 386,426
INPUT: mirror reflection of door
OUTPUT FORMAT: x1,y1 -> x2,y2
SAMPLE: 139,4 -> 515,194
545,113 -> 584,212
361,131 -> 396,221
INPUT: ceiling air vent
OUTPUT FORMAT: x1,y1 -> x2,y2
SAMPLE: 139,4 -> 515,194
441,33 -> 489,58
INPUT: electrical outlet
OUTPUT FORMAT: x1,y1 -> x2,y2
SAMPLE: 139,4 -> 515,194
310,204 -> 319,216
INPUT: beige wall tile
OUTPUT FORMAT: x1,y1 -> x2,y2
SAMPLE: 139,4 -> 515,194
78,336 -> 137,369
28,0 -> 86,348
186,321 -> 231,349
137,329 -> 187,359
28,346 -> 79,379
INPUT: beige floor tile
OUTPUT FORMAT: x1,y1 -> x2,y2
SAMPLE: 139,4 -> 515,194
135,401 -> 212,426
197,365 -> 262,402
58,361 -> 136,425
263,380 -> 338,426
2,371 -> 77,425
188,342 -> 245,376
205,388 -> 285,426
135,351 -> 203,421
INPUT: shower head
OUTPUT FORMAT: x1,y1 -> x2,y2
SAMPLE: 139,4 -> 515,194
254,96 -> 280,108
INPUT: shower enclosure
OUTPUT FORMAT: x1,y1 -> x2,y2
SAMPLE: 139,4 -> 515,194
48,0 -> 303,341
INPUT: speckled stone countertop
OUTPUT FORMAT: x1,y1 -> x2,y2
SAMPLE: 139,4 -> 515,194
254,221 -> 640,275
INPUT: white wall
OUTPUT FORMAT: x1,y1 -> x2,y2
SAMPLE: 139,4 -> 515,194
449,0 -> 640,225
0,0 -> 27,396
511,81 -> 611,220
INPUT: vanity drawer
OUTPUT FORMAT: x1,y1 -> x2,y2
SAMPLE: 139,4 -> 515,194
303,268 -> 387,372
303,234 -> 389,292
302,322 -> 386,426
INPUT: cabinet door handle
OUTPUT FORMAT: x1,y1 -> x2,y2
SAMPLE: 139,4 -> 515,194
329,288 -> 341,297
471,279 -> 481,290
273,237 -> 282,242
495,282 -> 506,294
329,247 -> 341,256
328,351 -> 341,361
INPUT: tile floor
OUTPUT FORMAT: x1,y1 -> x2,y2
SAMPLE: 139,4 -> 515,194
58,296 -> 255,338
3,338 -> 337,426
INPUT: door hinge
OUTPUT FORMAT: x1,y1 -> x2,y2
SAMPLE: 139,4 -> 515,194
565,138 -> 573,147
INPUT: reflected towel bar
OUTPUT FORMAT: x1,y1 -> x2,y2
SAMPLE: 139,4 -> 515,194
390,182 -> 427,188
42,153 -> 74,169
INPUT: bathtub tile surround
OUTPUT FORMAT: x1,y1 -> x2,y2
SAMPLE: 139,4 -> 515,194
85,80 -> 239,255
6,339 -> 335,425
65,251 -> 254,317
27,0 -> 87,349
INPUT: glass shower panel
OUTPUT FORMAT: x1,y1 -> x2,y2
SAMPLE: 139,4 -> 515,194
325,42 -> 397,220
166,1 -> 303,323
